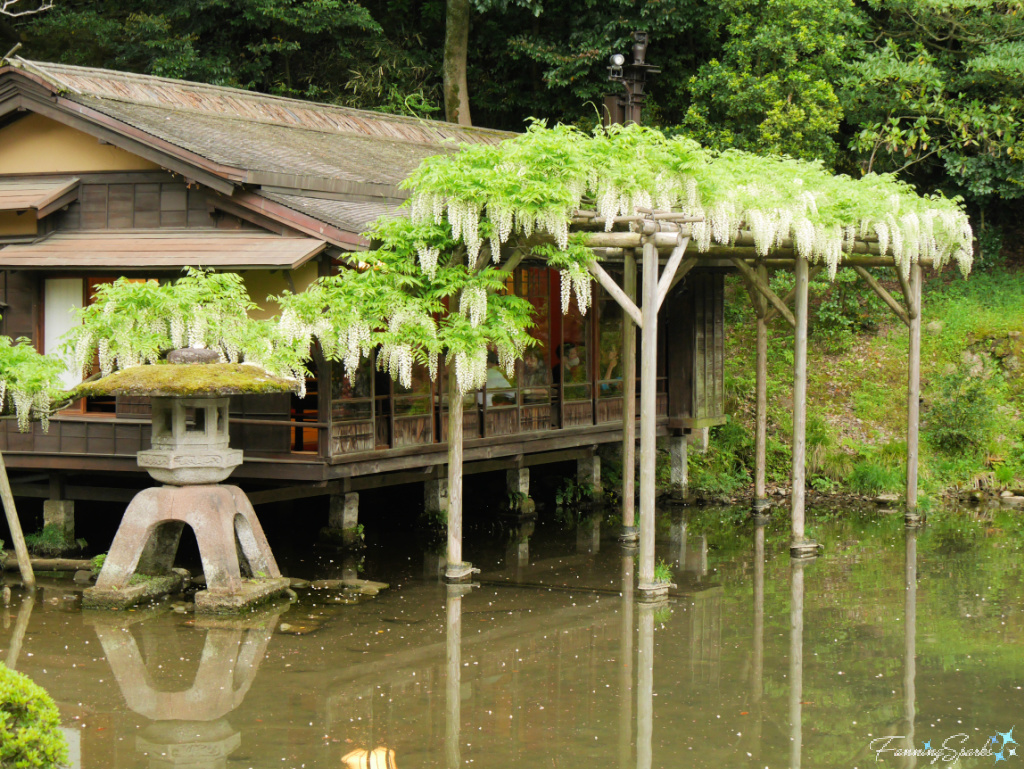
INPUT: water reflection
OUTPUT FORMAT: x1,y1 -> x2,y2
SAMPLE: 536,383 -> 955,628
618,549 -> 634,769
789,556 -> 810,769
904,525 -> 918,769
88,602 -> 287,768
636,600 -> 656,769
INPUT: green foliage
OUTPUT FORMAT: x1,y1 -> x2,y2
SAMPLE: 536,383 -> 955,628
653,559 -> 673,584
0,662 -> 68,769
926,367 -> 996,454
90,553 -> 106,578
0,333 -> 67,431
554,477 -> 594,508
682,0 -> 862,163
23,525 -> 85,557
848,461 -> 902,494
66,268 -> 308,388
686,420 -> 752,497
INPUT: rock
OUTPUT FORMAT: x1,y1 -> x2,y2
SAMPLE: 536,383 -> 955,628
878,508 -> 900,515
289,578 -> 310,589
167,347 -> 220,364
310,579 -> 344,590
277,620 -> 321,635
192,574 -> 207,587
874,493 -> 899,504
359,586 -> 379,596
284,588 -> 298,601
1000,496 -> 1024,509
171,601 -> 195,614
926,320 -> 944,335
342,578 -> 390,591
1,586 -> 9,606
73,569 -> 94,584
1009,331 -> 1022,340
1001,490 -> 1013,498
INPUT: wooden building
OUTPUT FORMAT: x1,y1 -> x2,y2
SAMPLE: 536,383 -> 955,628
0,58 -> 725,511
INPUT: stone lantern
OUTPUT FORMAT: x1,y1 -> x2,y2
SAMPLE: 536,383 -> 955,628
82,357 -> 296,612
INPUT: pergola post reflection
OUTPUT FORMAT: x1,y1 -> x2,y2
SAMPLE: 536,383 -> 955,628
789,557 -> 812,769
904,524 -> 919,768
751,521 -> 766,761
619,548 -> 636,769
636,599 -> 656,769
445,583 -> 472,769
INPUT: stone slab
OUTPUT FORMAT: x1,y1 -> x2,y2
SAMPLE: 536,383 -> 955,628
193,577 -> 290,613
83,573 -> 185,610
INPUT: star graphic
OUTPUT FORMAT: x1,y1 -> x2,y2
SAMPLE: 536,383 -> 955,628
1000,728 -> 1017,747
923,741 -> 932,750
1011,748 -> 1018,757
993,736 -> 1001,745
995,752 -> 1006,763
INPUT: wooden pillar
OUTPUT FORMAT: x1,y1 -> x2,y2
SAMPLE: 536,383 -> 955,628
789,559 -> 807,769
790,257 -> 816,557
620,249 -> 639,541
0,451 -> 34,588
904,525 -> 918,766
906,263 -> 923,522
637,239 -> 659,591
445,365 -> 472,581
753,262 -> 769,512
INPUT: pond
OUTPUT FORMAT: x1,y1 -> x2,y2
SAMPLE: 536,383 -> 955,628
2,501 -> 1023,768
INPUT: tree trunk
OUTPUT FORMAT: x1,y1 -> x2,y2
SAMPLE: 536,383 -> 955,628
443,0 -> 472,126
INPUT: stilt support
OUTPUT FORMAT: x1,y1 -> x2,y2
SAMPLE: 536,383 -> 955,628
505,467 -> 535,516
669,434 -> 688,500
906,263 -> 923,523
620,247 -> 639,542
789,256 -> 817,558
320,491 -> 362,548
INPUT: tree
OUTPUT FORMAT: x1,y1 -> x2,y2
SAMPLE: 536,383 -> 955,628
443,0 -> 471,124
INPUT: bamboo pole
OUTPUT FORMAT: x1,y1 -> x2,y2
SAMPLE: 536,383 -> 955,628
0,451 -> 34,588
790,257 -> 816,557
904,526 -> 918,768
637,238 -> 660,591
906,264 -> 923,520
620,249 -> 638,542
754,263 -> 769,511
445,363 -> 468,580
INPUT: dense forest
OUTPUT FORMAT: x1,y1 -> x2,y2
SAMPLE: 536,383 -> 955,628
3,0 -> 1023,249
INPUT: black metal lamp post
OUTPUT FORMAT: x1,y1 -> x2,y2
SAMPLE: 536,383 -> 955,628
605,31 -> 660,126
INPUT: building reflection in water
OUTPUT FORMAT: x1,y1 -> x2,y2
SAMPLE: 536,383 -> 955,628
89,601 -> 288,769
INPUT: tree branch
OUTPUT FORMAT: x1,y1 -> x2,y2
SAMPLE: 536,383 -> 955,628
0,0 -> 53,18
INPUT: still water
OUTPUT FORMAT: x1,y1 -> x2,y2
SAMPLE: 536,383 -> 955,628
2,504 -> 1023,768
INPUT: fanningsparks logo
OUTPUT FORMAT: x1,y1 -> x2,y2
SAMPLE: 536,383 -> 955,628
870,728 -> 1017,765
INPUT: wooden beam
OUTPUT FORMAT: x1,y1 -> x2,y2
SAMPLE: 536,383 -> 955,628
654,239 -> 691,312
0,450 -> 33,587
895,266 -> 918,320
588,260 -> 642,329
248,481 -> 341,506
498,248 -> 526,274
753,263 -> 769,510
730,257 -> 797,328
666,257 -> 698,297
852,265 -> 910,328
637,239 -> 659,591
763,266 -> 823,323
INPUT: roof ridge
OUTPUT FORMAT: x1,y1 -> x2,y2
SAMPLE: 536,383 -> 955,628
13,58 -> 511,144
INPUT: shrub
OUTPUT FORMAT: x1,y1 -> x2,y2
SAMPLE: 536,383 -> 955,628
849,461 -> 902,494
926,368 -> 995,454
0,662 -> 68,769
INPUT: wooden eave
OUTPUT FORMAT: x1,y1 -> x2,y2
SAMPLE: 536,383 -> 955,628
0,176 -> 79,218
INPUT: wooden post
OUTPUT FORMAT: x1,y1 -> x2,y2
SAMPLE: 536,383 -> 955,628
906,263 -> 923,521
445,364 -> 472,581
637,239 -> 660,592
754,262 -> 769,512
620,248 -> 638,542
789,559 -> 807,769
790,257 -> 816,557
904,525 -> 918,765
0,451 -> 34,588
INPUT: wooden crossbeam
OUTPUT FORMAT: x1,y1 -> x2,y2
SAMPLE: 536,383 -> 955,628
763,265 -> 823,323
588,260 -> 643,329
852,265 -> 910,328
730,257 -> 796,328
655,239 -> 692,311
895,266 -> 918,320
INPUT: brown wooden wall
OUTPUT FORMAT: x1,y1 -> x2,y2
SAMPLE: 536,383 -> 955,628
667,270 -> 726,429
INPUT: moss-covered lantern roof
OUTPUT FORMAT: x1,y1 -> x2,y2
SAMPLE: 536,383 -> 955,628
72,363 -> 300,399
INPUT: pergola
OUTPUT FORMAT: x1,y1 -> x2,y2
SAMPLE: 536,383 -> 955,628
279,123 -> 973,594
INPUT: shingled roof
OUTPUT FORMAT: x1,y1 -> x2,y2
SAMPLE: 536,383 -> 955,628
0,58 -> 514,247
